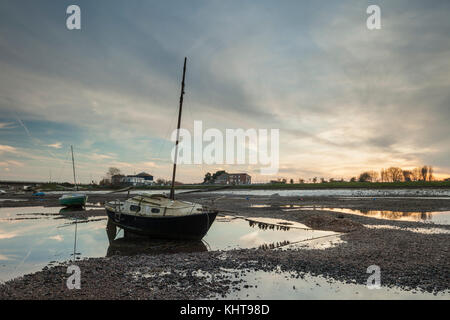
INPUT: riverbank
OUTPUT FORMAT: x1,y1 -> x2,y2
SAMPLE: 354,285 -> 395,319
0,192 -> 449,299
10,180 -> 450,193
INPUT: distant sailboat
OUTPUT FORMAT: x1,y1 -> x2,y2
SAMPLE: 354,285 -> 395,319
105,58 -> 218,240
59,145 -> 87,207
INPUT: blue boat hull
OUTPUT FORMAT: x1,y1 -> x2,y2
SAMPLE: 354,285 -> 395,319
106,209 -> 218,240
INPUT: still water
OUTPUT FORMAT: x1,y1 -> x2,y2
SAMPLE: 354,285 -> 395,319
0,206 -> 448,299
43,188 -> 450,198
209,188 -> 450,197
0,206 -> 336,283
280,205 -> 450,225
215,269 -> 449,300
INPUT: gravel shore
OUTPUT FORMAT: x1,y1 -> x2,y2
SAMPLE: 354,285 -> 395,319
0,192 -> 449,299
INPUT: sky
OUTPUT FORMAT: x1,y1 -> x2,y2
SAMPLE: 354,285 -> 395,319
0,0 -> 449,183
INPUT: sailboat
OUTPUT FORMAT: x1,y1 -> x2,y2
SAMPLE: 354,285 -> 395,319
105,58 -> 218,240
59,145 -> 88,207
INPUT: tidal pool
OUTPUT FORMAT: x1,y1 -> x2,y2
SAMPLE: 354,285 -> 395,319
0,207 -> 338,282
280,206 -> 450,225
1,206 -> 448,299
213,269 -> 450,300
209,188 -> 450,197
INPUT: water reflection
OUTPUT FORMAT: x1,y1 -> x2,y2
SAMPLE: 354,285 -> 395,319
0,207 -> 338,282
105,218 -> 208,257
258,240 -> 290,250
211,189 -> 450,197
279,205 -> 303,208
217,269 -> 450,300
59,207 -> 85,214
104,216 -> 335,256
281,206 -> 450,224
248,220 -> 291,231
250,204 -> 271,208
357,209 -> 431,220
326,208 -> 450,224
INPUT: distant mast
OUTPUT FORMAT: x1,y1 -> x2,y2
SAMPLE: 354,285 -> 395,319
169,57 -> 187,200
71,145 -> 78,191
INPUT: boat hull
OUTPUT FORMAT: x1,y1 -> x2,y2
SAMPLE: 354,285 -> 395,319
106,209 -> 218,240
59,195 -> 87,207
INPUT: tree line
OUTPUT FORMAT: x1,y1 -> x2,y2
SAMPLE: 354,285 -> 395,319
358,166 -> 434,182
271,165 -> 440,184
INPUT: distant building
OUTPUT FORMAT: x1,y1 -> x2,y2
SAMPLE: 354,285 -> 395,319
214,172 -> 229,185
115,172 -> 154,186
136,172 -> 154,182
213,172 -> 251,185
111,174 -> 125,186
122,176 -> 145,186
228,173 -> 251,185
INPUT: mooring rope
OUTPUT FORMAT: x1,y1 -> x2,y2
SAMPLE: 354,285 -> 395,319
217,211 -> 313,231
271,233 -> 341,250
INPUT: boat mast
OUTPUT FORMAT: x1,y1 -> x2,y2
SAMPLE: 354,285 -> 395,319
71,145 -> 78,191
169,57 -> 187,200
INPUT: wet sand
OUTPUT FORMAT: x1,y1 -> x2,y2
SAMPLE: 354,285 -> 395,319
0,192 -> 449,299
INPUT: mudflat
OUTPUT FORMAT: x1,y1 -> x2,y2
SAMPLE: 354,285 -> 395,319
0,191 -> 449,299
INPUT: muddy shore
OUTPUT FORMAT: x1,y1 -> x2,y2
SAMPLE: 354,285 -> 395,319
0,192 -> 449,299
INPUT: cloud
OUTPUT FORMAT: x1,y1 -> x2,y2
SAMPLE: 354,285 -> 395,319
85,153 -> 116,161
48,235 -> 63,242
0,254 -> 17,261
0,160 -> 23,167
45,142 -> 62,149
141,161 -> 159,168
0,231 -> 17,240
239,231 -> 264,247
0,145 -> 18,154
0,0 -> 449,182
0,122 -> 16,129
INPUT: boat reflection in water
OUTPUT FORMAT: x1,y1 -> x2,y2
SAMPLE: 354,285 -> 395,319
106,218 -> 208,257
59,206 -> 86,215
